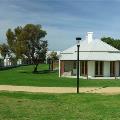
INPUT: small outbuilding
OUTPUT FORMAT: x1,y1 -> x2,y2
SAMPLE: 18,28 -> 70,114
59,32 -> 120,79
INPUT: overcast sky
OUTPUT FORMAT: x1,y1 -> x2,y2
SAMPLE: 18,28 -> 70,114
0,0 -> 120,51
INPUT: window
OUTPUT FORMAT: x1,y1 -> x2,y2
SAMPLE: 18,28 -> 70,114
95,61 -> 103,76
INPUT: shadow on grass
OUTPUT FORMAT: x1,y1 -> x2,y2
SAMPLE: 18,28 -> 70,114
19,70 -> 57,74
33,70 -> 57,74
19,71 -> 31,74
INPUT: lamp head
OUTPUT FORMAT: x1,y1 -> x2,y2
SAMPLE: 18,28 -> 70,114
76,37 -> 81,45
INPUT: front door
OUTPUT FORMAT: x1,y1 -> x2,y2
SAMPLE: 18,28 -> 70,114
95,61 -> 103,77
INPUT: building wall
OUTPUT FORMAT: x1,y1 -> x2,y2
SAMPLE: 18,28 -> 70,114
64,61 -> 74,72
60,60 -> 80,76
88,61 -> 95,77
60,61 -> 64,75
104,61 -> 110,77
60,61 -> 74,76
60,60 -> 120,78
73,61 -> 80,76
115,61 -> 119,77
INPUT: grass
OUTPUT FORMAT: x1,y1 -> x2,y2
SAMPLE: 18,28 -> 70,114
0,92 -> 120,120
0,65 -> 120,119
0,64 -> 120,87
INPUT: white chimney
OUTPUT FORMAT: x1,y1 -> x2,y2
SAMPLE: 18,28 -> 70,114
87,32 -> 93,43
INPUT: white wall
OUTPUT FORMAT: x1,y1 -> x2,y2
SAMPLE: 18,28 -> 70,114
4,58 -> 11,66
104,61 -> 110,77
88,61 -> 95,77
115,61 -> 119,76
64,61 -> 73,72
17,59 -> 22,65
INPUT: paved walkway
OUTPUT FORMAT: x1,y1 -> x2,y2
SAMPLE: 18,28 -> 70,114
0,85 -> 120,94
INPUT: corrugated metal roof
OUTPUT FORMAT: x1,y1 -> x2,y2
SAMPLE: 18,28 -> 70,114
60,38 -> 120,61
61,39 -> 119,53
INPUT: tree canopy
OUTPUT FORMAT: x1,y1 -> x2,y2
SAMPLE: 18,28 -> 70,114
6,24 -> 47,72
48,51 -> 59,61
101,37 -> 120,50
0,43 -> 10,59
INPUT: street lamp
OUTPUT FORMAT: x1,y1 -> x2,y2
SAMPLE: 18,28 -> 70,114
76,37 -> 81,93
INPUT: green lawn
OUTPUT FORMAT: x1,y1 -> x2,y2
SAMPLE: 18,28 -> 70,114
0,92 -> 120,120
0,64 -> 120,87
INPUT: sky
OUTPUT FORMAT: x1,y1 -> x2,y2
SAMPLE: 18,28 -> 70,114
0,0 -> 120,51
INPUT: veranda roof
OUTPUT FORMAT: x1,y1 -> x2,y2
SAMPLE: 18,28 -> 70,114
60,52 -> 120,61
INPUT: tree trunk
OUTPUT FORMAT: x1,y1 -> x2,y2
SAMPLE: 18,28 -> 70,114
52,60 -> 53,71
48,59 -> 51,70
33,64 -> 39,73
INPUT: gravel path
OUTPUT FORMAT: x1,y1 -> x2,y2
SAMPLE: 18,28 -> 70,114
0,85 -> 120,94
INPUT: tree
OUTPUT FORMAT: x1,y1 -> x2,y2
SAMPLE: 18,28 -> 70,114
6,24 -> 47,72
101,37 -> 120,50
48,51 -> 59,71
0,43 -> 10,59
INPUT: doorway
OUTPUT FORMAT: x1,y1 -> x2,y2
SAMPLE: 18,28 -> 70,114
80,61 -> 88,76
95,61 -> 103,77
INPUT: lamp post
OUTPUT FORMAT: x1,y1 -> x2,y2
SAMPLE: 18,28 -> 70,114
76,37 -> 81,93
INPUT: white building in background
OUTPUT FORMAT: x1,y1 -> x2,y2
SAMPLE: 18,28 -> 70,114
59,32 -> 120,79
4,53 -> 22,67
17,59 -> 22,65
4,54 -> 13,66
46,50 -> 60,63
0,53 -> 4,67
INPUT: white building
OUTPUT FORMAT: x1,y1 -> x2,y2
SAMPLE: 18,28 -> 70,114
4,53 -> 22,67
17,59 -> 22,65
4,54 -> 14,66
59,32 -> 120,79
0,53 -> 4,67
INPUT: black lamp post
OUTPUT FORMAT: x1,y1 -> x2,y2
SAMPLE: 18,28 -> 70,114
76,37 -> 81,93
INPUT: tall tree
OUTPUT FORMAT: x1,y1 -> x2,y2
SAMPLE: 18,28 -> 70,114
0,43 -> 10,59
6,24 -> 47,72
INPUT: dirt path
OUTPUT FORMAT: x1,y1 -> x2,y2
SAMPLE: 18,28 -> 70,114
0,85 -> 120,94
